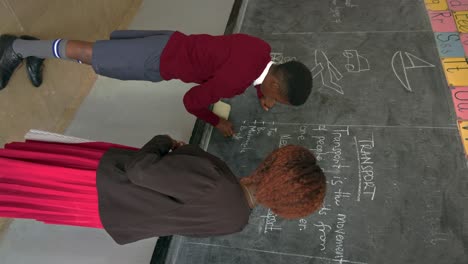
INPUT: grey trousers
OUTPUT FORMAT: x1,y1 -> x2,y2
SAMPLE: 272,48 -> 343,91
92,30 -> 174,82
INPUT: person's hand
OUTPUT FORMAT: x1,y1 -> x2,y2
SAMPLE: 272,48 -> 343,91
171,139 -> 186,150
164,135 -> 186,150
259,97 -> 269,111
215,118 -> 235,137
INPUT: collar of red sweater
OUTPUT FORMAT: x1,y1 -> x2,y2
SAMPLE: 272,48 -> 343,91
253,61 -> 274,86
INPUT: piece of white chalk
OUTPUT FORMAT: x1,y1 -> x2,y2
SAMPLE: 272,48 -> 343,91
212,101 -> 231,120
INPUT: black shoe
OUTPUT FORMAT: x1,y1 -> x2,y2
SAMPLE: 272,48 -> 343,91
20,35 -> 44,87
0,34 -> 22,90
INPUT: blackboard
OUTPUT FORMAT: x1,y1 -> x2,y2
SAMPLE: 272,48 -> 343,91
155,0 -> 468,263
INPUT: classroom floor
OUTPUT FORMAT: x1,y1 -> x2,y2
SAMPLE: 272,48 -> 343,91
0,0 -> 142,234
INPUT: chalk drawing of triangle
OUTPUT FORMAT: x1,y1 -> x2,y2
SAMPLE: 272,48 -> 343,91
404,52 -> 435,69
391,51 -> 435,92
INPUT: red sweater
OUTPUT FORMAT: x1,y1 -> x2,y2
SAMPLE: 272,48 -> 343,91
160,31 -> 271,126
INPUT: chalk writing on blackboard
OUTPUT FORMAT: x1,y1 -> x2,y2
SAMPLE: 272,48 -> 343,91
270,52 -> 297,64
314,221 -> 332,251
334,189 -> 352,206
391,51 -> 436,92
329,0 -> 359,23
234,120 -> 455,252
354,135 -> 376,201
334,213 -> 347,260
260,209 -> 283,233
229,121 -> 464,264
238,122 -> 363,263
298,218 -> 308,231
233,121 -> 462,254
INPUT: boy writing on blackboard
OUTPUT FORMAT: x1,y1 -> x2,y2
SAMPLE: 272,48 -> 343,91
0,31 -> 313,136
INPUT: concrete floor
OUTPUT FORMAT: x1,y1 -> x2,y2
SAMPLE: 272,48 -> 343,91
0,0 -> 142,144
0,0 -> 234,263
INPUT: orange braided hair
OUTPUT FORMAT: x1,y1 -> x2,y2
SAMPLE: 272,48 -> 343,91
241,145 -> 326,219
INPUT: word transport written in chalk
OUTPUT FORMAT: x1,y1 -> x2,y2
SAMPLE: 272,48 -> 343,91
354,135 -> 377,201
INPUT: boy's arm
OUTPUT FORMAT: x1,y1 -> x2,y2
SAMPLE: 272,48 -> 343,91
183,84 -> 236,136
183,72 -> 243,127
183,84 -> 221,126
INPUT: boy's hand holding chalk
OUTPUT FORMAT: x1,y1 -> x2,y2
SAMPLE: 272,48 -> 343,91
216,119 -> 235,137
213,101 -> 235,137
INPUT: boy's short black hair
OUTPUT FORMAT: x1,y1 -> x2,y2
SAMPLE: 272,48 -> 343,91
275,61 -> 312,106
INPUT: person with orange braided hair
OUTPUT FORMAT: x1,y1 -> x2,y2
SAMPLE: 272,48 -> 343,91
0,132 -> 326,245
240,145 -> 326,219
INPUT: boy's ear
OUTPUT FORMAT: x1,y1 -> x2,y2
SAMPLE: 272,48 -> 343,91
271,76 -> 281,90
